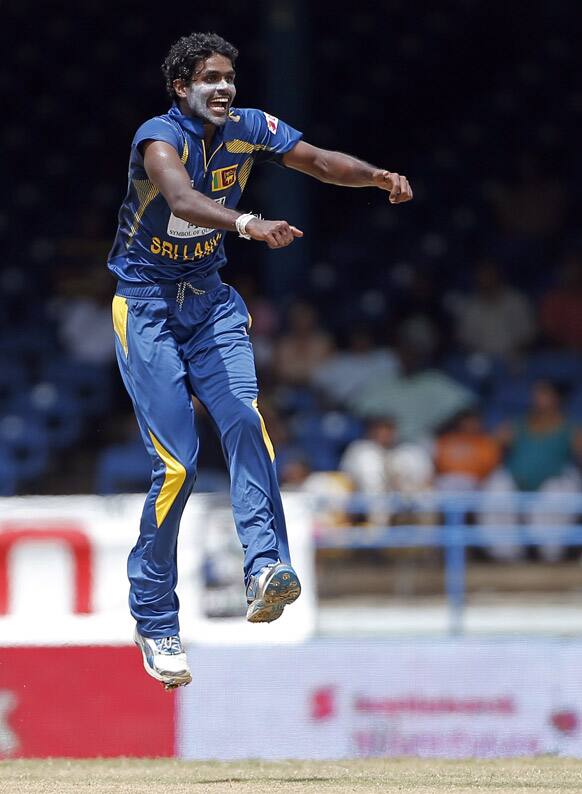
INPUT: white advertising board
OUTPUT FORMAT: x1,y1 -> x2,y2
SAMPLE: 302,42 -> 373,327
178,639 -> 582,759
0,493 -> 315,645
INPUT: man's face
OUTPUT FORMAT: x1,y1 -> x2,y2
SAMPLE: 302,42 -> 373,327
370,421 -> 396,449
175,53 -> 236,126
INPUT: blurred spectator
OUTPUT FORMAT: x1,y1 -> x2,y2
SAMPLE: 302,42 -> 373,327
280,454 -> 352,498
455,261 -> 536,358
435,409 -> 502,491
234,274 -> 279,371
273,302 -> 334,386
51,265 -> 116,365
280,454 -> 354,531
280,456 -> 313,490
540,253 -> 582,350
480,381 -> 582,561
311,326 -> 397,407
339,417 -> 433,523
349,344 -> 474,441
392,269 -> 448,358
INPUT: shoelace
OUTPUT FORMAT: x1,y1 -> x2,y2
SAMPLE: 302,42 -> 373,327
155,636 -> 183,655
176,280 -> 206,310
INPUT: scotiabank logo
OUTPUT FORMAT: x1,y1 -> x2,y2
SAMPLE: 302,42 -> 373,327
309,688 -> 517,723
0,522 -> 93,614
550,709 -> 579,735
354,696 -> 516,716
310,687 -> 337,721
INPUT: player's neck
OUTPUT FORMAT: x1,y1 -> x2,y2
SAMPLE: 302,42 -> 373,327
202,123 -> 218,150
176,100 -> 218,149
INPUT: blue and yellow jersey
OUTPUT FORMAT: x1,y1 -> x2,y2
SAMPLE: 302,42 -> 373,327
108,104 -> 303,284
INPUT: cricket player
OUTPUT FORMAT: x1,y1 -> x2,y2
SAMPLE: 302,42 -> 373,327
108,32 -> 412,689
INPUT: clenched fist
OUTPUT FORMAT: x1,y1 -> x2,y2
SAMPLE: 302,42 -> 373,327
372,170 -> 413,204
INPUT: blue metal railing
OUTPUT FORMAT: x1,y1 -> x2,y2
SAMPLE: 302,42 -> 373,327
312,492 -> 582,635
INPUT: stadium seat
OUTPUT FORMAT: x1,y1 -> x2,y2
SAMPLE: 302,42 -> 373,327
14,383 -> 82,449
566,383 -> 582,423
526,351 -> 582,386
95,440 -> 151,494
0,413 -> 49,482
41,359 -> 112,416
0,361 -> 29,410
0,444 -> 19,495
489,376 -> 532,415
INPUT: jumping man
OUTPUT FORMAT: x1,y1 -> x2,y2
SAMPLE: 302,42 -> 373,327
108,32 -> 413,689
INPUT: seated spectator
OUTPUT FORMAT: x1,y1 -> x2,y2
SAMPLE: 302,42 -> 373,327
540,253 -> 582,350
280,455 -> 354,531
273,302 -> 334,386
391,268 -> 449,358
455,261 -> 536,358
349,344 -> 474,441
51,265 -> 117,365
480,381 -> 582,561
280,456 -> 313,491
311,326 -> 398,407
339,417 -> 434,524
233,274 -> 280,371
435,409 -> 502,490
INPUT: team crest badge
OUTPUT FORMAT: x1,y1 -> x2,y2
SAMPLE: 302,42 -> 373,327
264,112 -> 279,134
211,165 -> 238,192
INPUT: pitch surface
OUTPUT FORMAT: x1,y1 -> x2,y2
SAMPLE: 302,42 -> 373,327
2,757 -> 582,793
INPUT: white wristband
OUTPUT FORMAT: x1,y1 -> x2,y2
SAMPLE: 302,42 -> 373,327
235,213 -> 257,240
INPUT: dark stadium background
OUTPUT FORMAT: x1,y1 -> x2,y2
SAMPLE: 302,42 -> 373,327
2,0 -> 582,494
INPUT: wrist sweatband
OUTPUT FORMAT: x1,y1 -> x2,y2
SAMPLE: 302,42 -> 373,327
235,213 -> 257,240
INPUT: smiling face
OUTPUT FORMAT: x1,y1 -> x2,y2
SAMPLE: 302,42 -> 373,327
174,53 -> 236,126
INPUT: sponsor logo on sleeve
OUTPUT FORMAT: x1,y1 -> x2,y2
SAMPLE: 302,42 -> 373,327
264,112 -> 279,134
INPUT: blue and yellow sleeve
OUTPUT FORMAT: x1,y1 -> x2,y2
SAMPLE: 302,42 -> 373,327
132,117 -> 183,157
245,109 -> 303,165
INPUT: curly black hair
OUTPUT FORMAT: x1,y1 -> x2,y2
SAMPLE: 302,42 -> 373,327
162,32 -> 239,101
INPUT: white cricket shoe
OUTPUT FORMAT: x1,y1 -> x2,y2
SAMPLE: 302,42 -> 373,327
134,628 -> 192,690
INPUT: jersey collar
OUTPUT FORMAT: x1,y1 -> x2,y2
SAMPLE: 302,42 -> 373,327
168,103 -> 232,142
168,103 -> 205,138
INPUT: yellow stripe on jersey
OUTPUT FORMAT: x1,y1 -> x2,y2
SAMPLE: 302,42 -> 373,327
237,157 -> 254,192
180,137 -> 189,164
126,179 -> 159,248
225,139 -> 271,155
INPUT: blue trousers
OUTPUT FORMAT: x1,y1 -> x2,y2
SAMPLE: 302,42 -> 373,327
112,274 -> 290,638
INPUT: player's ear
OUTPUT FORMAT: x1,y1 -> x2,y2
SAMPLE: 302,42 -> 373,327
173,79 -> 188,99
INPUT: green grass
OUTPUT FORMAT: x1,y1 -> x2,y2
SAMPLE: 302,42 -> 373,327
2,757 -> 582,793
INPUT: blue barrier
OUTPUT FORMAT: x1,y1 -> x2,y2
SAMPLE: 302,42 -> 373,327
312,492 -> 582,635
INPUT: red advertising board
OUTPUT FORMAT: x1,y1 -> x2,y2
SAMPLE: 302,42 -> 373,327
0,646 -> 175,757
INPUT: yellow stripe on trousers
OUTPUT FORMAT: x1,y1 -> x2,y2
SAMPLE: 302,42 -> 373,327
148,430 -> 186,527
252,399 -> 275,462
112,295 -> 129,356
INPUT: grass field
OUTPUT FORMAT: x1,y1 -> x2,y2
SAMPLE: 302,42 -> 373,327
2,758 -> 582,794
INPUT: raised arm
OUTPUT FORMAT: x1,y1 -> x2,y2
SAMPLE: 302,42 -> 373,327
143,140 -> 303,248
282,141 -> 413,204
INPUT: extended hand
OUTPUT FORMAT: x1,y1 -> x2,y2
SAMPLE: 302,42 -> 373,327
372,170 -> 413,204
246,218 -> 304,249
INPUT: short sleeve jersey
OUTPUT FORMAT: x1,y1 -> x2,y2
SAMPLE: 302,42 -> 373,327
108,104 -> 303,283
